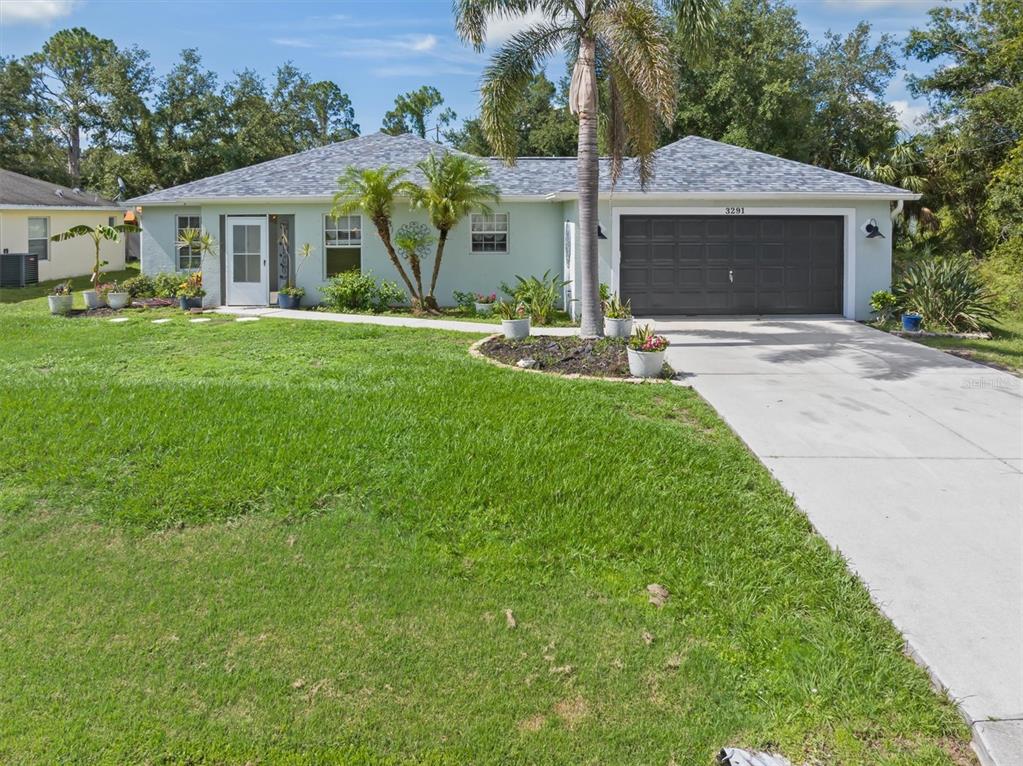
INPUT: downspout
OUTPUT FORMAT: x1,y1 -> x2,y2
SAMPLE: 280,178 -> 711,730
890,198 -> 904,221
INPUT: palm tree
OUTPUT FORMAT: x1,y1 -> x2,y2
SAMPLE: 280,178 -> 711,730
332,166 -> 419,303
51,222 -> 141,288
408,152 -> 501,309
454,0 -> 717,336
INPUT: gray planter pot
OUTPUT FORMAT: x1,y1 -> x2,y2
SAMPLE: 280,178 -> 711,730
48,294 -> 73,315
627,347 -> 666,378
604,316 -> 634,338
106,292 -> 130,310
82,289 -> 102,310
474,302 -> 493,315
502,317 -> 531,340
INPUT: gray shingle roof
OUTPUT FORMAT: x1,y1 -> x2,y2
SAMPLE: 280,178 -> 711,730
128,132 -> 913,204
1,168 -> 121,208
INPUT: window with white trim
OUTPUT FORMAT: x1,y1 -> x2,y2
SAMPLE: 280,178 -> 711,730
27,217 -> 49,261
470,213 -> 509,253
324,214 -> 362,276
176,214 -> 202,270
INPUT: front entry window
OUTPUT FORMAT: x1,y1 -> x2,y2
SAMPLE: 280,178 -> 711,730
232,224 -> 262,283
324,214 -> 362,277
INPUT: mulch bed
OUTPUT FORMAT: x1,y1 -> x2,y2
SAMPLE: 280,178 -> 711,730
62,297 -> 178,318
478,335 -> 674,379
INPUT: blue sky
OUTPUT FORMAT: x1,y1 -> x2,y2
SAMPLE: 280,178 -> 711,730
0,0 -> 950,135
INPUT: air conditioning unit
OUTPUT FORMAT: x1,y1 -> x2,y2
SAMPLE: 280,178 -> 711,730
0,252 -> 40,288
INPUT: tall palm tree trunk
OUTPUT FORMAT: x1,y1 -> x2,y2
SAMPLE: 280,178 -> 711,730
573,36 -> 602,338
427,228 -> 449,306
373,218 -> 418,300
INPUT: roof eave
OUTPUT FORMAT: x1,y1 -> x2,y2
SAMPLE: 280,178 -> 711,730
0,203 -> 125,211
547,190 -> 921,202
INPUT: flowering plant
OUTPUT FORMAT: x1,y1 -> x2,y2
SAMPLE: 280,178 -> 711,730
628,325 -> 669,353
51,280 -> 72,296
474,292 -> 497,304
495,300 -> 528,320
602,293 -> 632,319
177,271 -> 206,298
96,282 -> 116,298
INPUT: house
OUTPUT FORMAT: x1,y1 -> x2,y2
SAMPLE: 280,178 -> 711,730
0,169 -> 126,281
129,133 -> 918,320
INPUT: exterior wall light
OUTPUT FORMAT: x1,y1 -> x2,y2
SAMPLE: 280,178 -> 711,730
863,218 -> 885,238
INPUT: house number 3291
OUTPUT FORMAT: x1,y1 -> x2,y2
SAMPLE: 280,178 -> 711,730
724,206 -> 745,215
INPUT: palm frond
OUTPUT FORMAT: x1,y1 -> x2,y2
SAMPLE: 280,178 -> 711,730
606,58 -> 661,186
479,20 -> 572,161
664,0 -> 721,54
453,0 -> 567,51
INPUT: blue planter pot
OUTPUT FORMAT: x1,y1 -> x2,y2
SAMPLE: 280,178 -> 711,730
179,296 -> 202,310
278,293 -> 301,309
901,312 -> 923,332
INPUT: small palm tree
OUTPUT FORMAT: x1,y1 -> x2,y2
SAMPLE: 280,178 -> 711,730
176,227 -> 218,264
408,152 -> 500,309
455,0 -> 717,336
51,222 -> 141,289
332,166 -> 419,304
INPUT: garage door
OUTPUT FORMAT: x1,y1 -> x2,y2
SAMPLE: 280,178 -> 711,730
619,215 -> 844,315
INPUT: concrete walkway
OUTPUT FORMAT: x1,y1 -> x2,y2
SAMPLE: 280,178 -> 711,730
655,316 -> 1022,766
214,306 -> 578,335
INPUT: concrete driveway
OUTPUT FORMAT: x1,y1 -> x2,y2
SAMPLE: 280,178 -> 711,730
655,317 -> 1022,766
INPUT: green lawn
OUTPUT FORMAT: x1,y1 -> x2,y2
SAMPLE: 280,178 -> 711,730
913,313 -> 1023,374
0,294 -> 971,765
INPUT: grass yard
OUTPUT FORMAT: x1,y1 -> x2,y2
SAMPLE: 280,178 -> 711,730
0,294 -> 972,765
913,313 -> 1023,374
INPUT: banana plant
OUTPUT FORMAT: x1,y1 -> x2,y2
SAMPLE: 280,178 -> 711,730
51,222 -> 141,289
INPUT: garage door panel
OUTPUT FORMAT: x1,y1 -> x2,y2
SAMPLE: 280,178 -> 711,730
620,215 -> 843,315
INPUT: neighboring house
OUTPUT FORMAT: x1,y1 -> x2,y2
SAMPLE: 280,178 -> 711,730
129,133 -> 918,320
0,169 -> 125,282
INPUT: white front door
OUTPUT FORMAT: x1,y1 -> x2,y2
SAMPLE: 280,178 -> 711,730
226,216 -> 268,305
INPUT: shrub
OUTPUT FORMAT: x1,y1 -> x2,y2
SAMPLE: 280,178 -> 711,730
122,274 -> 155,299
494,300 -> 527,320
176,271 -> 205,299
153,272 -> 183,298
500,270 -> 569,325
321,271 -> 406,313
452,290 -> 476,311
894,258 -> 996,332
869,290 -> 899,323
603,294 -> 632,319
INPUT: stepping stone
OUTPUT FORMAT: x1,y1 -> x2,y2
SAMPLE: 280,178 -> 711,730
109,317 -> 130,323
236,317 -> 260,322
152,318 -> 172,324
189,317 -> 211,323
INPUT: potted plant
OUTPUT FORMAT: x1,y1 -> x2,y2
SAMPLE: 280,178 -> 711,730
627,325 -> 670,378
48,280 -> 73,315
496,300 -> 530,339
603,294 -> 633,338
474,292 -> 497,315
51,221 -> 139,310
901,311 -> 923,333
177,271 -> 205,310
279,242 -> 313,309
104,280 -> 131,310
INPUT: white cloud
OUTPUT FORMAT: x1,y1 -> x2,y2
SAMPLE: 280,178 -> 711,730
409,34 -> 438,52
0,0 -> 78,24
890,99 -> 929,131
484,8 -> 552,46
271,37 -> 317,49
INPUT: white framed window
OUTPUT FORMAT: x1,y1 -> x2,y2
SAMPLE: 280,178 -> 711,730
324,214 -> 362,277
471,213 -> 509,253
27,217 -> 49,261
176,214 -> 202,270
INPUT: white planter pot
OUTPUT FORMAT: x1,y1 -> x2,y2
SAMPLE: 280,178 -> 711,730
48,294 -> 73,315
82,289 -> 103,310
502,317 -> 531,340
106,292 -> 130,310
604,316 -> 634,338
474,302 -> 493,315
627,347 -> 666,378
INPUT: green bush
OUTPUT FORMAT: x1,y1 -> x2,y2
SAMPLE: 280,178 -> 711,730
500,270 -> 569,325
869,290 -> 899,323
978,236 -> 1023,314
320,271 -> 406,313
121,274 -> 155,299
153,272 -> 183,298
452,290 -> 476,311
894,257 -> 996,332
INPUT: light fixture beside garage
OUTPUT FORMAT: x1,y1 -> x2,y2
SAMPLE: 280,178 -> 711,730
597,223 -> 608,240
863,218 -> 885,238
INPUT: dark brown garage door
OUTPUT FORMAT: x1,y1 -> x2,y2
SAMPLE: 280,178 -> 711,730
619,215 -> 844,315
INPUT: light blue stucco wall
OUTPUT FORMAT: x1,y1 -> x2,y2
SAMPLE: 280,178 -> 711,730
139,196 -> 893,319
139,200 -> 565,308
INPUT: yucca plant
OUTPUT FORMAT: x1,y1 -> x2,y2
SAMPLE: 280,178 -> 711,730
894,258 -> 996,332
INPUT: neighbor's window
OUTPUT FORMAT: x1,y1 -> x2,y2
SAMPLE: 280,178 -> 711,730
470,213 -> 508,253
176,214 -> 202,270
324,214 -> 362,277
27,217 -> 49,261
